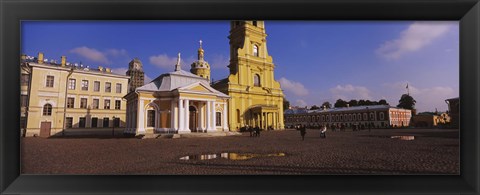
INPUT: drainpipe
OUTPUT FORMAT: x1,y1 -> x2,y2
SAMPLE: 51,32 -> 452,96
62,67 -> 74,136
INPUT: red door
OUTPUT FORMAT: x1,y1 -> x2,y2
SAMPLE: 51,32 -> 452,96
40,122 -> 51,138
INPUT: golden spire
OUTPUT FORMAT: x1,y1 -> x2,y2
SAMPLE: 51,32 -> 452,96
198,40 -> 204,61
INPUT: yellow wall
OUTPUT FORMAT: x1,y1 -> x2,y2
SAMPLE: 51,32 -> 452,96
24,63 -> 129,136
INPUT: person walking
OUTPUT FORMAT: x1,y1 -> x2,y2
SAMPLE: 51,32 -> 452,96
300,125 -> 306,141
255,126 -> 261,137
320,125 -> 327,138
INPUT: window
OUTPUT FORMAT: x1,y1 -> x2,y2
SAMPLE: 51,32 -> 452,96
20,95 -> 28,107
20,117 -> 27,129
253,45 -> 259,57
147,110 -> 155,127
68,79 -> 76,90
81,80 -> 89,91
67,97 -> 75,108
92,99 -> 99,109
91,117 -> 98,128
103,117 -> 109,127
80,98 -> 88,109
370,113 -> 375,120
380,112 -> 385,120
353,114 -> 356,121
253,74 -> 260,87
116,83 -> 122,93
45,75 -> 54,87
114,118 -> 120,127
21,74 -> 29,86
363,113 -> 368,120
252,21 -> 257,26
216,112 -> 222,126
43,104 -> 52,116
65,117 -> 73,128
104,100 -> 110,109
94,81 -> 100,92
79,117 -> 86,128
115,100 -> 121,110
236,109 -> 240,123
105,82 -> 111,92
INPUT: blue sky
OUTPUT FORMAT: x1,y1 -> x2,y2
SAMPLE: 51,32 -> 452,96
22,21 -> 459,112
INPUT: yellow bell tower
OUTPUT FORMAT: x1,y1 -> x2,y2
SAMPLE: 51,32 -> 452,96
190,40 -> 211,80
213,21 -> 285,131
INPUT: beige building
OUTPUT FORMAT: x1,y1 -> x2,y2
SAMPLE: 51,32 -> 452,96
284,105 -> 412,129
124,52 -> 230,136
21,53 -> 129,137
213,21 -> 285,131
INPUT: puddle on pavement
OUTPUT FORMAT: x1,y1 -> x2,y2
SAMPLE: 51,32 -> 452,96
391,135 -> 415,140
180,152 -> 286,161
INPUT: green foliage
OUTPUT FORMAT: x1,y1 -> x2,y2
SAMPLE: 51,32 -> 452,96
397,94 -> 416,109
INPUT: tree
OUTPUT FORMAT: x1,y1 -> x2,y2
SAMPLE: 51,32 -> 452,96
321,101 -> 332,109
378,99 -> 389,105
310,105 -> 320,110
397,94 -> 416,110
358,99 -> 366,106
334,99 -> 348,108
348,99 -> 358,107
283,99 -> 290,110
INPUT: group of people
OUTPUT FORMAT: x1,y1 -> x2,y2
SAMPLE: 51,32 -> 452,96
296,125 -> 327,141
246,125 -> 261,137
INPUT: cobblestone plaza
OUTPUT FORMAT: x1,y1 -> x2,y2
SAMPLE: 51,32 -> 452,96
22,128 -> 459,175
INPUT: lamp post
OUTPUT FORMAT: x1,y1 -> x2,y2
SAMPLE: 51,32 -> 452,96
112,116 -> 116,137
366,107 -> 371,132
62,67 -> 74,137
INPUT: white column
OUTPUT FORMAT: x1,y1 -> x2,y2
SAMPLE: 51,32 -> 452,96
199,102 -> 205,132
137,99 -> 145,135
223,103 -> 228,131
184,99 -> 190,132
170,100 -> 175,131
212,101 -> 216,131
178,99 -> 184,131
206,101 -> 211,131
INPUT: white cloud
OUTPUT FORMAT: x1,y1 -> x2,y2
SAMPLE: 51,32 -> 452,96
149,54 -> 177,68
330,84 -> 372,100
110,68 -> 128,75
295,99 -> 308,107
382,82 -> 456,112
70,46 -> 110,64
376,22 -> 452,60
278,77 -> 309,96
105,49 -> 128,57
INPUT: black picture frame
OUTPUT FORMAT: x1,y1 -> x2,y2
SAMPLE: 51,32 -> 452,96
1,0 -> 479,194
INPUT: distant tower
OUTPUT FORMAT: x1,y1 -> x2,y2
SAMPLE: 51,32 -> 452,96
190,40 -> 211,80
126,58 -> 145,92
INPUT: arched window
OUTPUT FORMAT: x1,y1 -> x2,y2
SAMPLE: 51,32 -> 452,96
43,104 -> 52,116
380,112 -> 385,120
252,21 -> 258,26
363,113 -> 368,120
147,110 -> 155,127
253,45 -> 259,57
253,74 -> 260,87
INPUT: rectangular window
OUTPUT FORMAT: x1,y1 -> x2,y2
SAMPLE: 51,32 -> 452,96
103,117 -> 109,127
105,82 -> 111,92
216,112 -> 222,126
46,75 -> 54,87
67,97 -> 75,108
21,74 -> 29,86
92,99 -> 99,109
94,81 -> 100,92
68,79 -> 76,90
81,80 -> 89,91
91,117 -> 98,128
116,83 -> 122,93
114,118 -> 120,128
80,98 -> 88,109
66,117 -> 73,128
79,117 -> 86,128
147,110 -> 155,127
20,117 -> 27,129
20,95 -> 28,107
115,100 -> 121,110
104,100 -> 110,109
